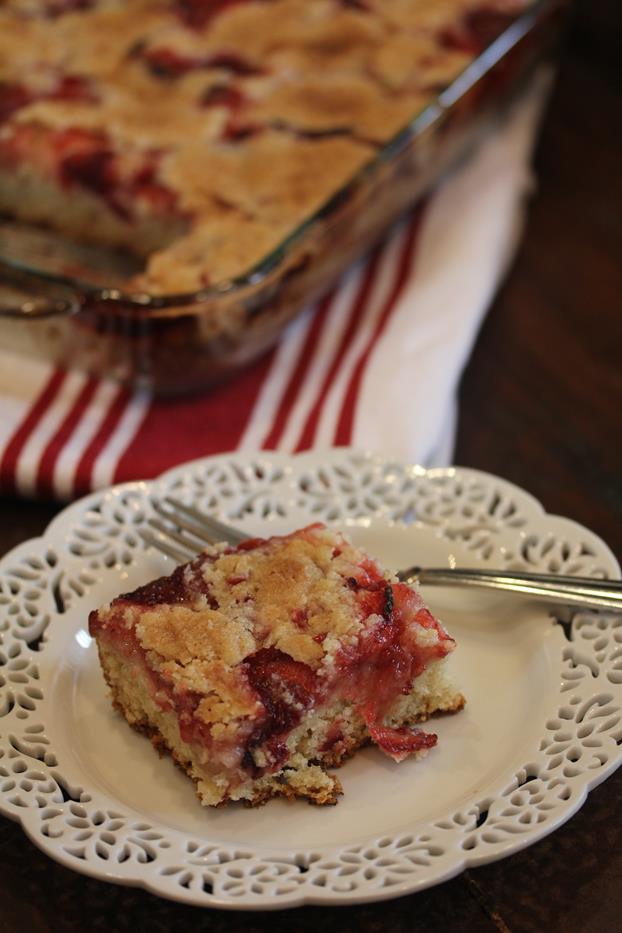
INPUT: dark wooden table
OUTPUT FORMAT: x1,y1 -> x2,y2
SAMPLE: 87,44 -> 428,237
1,9 -> 620,932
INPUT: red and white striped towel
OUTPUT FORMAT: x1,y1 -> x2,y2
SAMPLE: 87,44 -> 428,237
0,88 -> 544,501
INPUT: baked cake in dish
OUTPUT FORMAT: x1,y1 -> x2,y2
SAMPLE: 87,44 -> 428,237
89,524 -> 464,806
0,0 -> 532,295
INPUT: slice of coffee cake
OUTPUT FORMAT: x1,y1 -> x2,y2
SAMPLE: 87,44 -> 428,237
89,524 -> 464,806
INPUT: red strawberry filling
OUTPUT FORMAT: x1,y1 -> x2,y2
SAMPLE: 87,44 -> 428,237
366,723 -> 437,758
335,578 -> 452,760
221,118 -> 264,142
200,83 -> 247,110
173,0 -> 268,30
56,131 -> 177,220
243,647 -> 318,773
338,0 -> 370,10
441,6 -> 517,54
0,124 -> 179,221
0,74 -> 96,125
0,83 -> 31,125
119,554 -> 221,607
24,0 -> 96,18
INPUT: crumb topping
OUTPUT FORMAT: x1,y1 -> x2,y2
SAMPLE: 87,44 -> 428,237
125,525 -> 381,671
136,604 -> 254,666
201,528 -> 365,665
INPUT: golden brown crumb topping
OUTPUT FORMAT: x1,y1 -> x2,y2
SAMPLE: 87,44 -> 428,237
136,604 -> 254,666
95,526 -> 381,682
202,530 -> 365,663
124,526 -> 374,672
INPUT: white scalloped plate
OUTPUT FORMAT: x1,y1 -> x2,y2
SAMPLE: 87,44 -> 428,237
1,450 -> 621,910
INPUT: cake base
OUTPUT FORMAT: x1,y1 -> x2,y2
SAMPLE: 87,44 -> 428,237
97,638 -> 464,808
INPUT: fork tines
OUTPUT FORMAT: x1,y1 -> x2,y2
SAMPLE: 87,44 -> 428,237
139,496 -> 249,564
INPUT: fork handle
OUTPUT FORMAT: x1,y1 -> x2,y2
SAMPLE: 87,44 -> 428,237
399,567 -> 622,611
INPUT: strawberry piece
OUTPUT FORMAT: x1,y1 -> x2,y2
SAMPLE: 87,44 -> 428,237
333,580 -> 453,759
119,554 -> 219,607
40,0 -> 95,18
143,47 -> 204,78
0,73 -> 96,125
441,7 -> 516,54
52,74 -> 97,102
33,127 -> 179,220
117,563 -> 193,607
243,648 -> 318,773
366,723 -> 437,762
246,648 -> 317,719
221,118 -> 264,142
0,83 -> 31,124
174,0 -> 262,30
200,83 -> 247,109
206,52 -> 263,76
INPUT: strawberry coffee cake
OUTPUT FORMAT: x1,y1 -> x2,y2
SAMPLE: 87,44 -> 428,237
0,0 -> 532,294
89,524 -> 464,806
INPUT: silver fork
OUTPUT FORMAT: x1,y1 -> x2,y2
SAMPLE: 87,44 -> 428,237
139,496 -> 622,613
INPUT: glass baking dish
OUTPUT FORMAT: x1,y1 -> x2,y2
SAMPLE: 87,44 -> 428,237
0,0 -> 567,396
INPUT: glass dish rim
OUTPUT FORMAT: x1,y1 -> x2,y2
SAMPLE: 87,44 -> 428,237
0,0 -> 549,311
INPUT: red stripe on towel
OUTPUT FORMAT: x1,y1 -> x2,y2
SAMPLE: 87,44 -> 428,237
0,368 -> 66,494
333,212 -> 422,446
113,349 -> 277,482
36,376 -> 99,497
294,248 -> 383,451
262,292 -> 335,450
73,384 -> 131,496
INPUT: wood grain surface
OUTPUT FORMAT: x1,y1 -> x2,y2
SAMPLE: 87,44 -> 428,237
1,5 -> 620,930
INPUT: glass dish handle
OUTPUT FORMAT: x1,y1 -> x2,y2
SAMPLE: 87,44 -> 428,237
0,267 -> 81,318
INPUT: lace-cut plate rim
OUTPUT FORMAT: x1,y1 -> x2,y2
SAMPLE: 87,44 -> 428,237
1,449 -> 621,910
